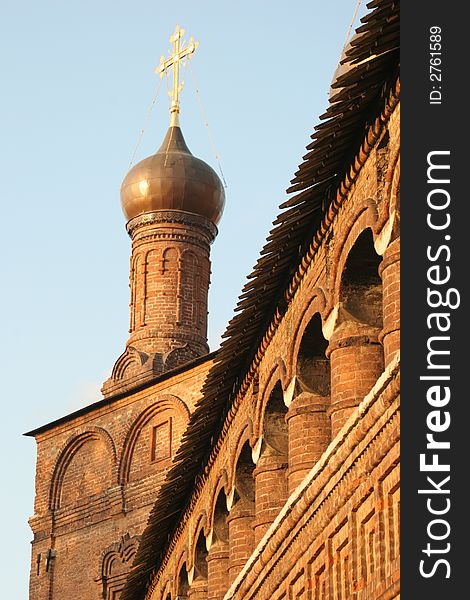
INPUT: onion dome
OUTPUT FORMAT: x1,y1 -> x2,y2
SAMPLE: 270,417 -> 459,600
120,125 -> 225,226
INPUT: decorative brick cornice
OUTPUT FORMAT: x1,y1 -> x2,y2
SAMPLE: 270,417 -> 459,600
126,210 -> 218,242
132,231 -> 212,251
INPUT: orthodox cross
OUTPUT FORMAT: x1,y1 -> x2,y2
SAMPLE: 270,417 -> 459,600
156,25 -> 198,125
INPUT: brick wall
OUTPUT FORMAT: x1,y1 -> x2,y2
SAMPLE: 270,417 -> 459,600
28,358 -> 213,600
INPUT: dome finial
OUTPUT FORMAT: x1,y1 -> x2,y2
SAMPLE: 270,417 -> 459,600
156,25 -> 199,125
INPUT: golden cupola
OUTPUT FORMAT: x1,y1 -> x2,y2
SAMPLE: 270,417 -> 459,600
120,124 -> 225,226
120,24 -> 224,227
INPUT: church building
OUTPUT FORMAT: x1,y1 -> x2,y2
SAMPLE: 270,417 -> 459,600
27,1 -> 400,598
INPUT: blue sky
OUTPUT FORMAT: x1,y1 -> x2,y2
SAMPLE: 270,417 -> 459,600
0,0 -> 367,595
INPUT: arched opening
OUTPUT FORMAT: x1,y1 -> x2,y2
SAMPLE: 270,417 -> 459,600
233,443 -> 255,506
207,489 -> 229,599
297,313 -> 330,396
340,229 -> 382,329
262,382 -> 288,455
328,228 -> 384,437
177,563 -> 189,600
287,313 -> 331,493
194,530 -> 208,581
253,383 -> 288,542
228,442 -> 255,584
213,490 -> 229,545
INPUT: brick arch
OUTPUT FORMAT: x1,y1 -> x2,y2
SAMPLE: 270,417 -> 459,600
97,533 -> 141,599
118,395 -> 190,485
161,246 -> 179,273
329,204 -> 380,308
375,154 -> 400,256
49,427 -> 117,511
192,511 -> 208,543
160,578 -> 172,600
188,511 -> 208,575
227,425 -> 254,505
287,288 -> 327,381
180,248 -> 199,262
253,359 -> 287,442
111,346 -> 147,381
207,470 -> 229,532
175,550 -> 189,598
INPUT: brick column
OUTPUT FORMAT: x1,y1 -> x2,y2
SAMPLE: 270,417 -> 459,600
379,237 -> 400,366
227,499 -> 255,584
206,541 -> 229,599
252,452 -> 288,544
286,391 -> 330,494
327,321 -> 383,438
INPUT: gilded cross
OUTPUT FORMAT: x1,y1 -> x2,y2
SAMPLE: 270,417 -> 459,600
156,25 -> 199,125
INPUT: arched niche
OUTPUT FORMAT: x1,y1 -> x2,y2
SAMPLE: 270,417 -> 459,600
232,441 -> 255,506
50,429 -> 116,511
177,563 -> 190,600
162,247 -> 179,274
98,534 -> 140,600
193,529 -> 208,583
296,313 -> 330,396
227,441 -> 255,584
130,253 -> 143,331
254,382 -> 289,542
288,313 -> 331,493
206,487 -> 230,599
340,228 -> 383,329
119,396 -> 190,486
212,489 -> 229,546
328,228 -> 385,438
261,381 -> 288,456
